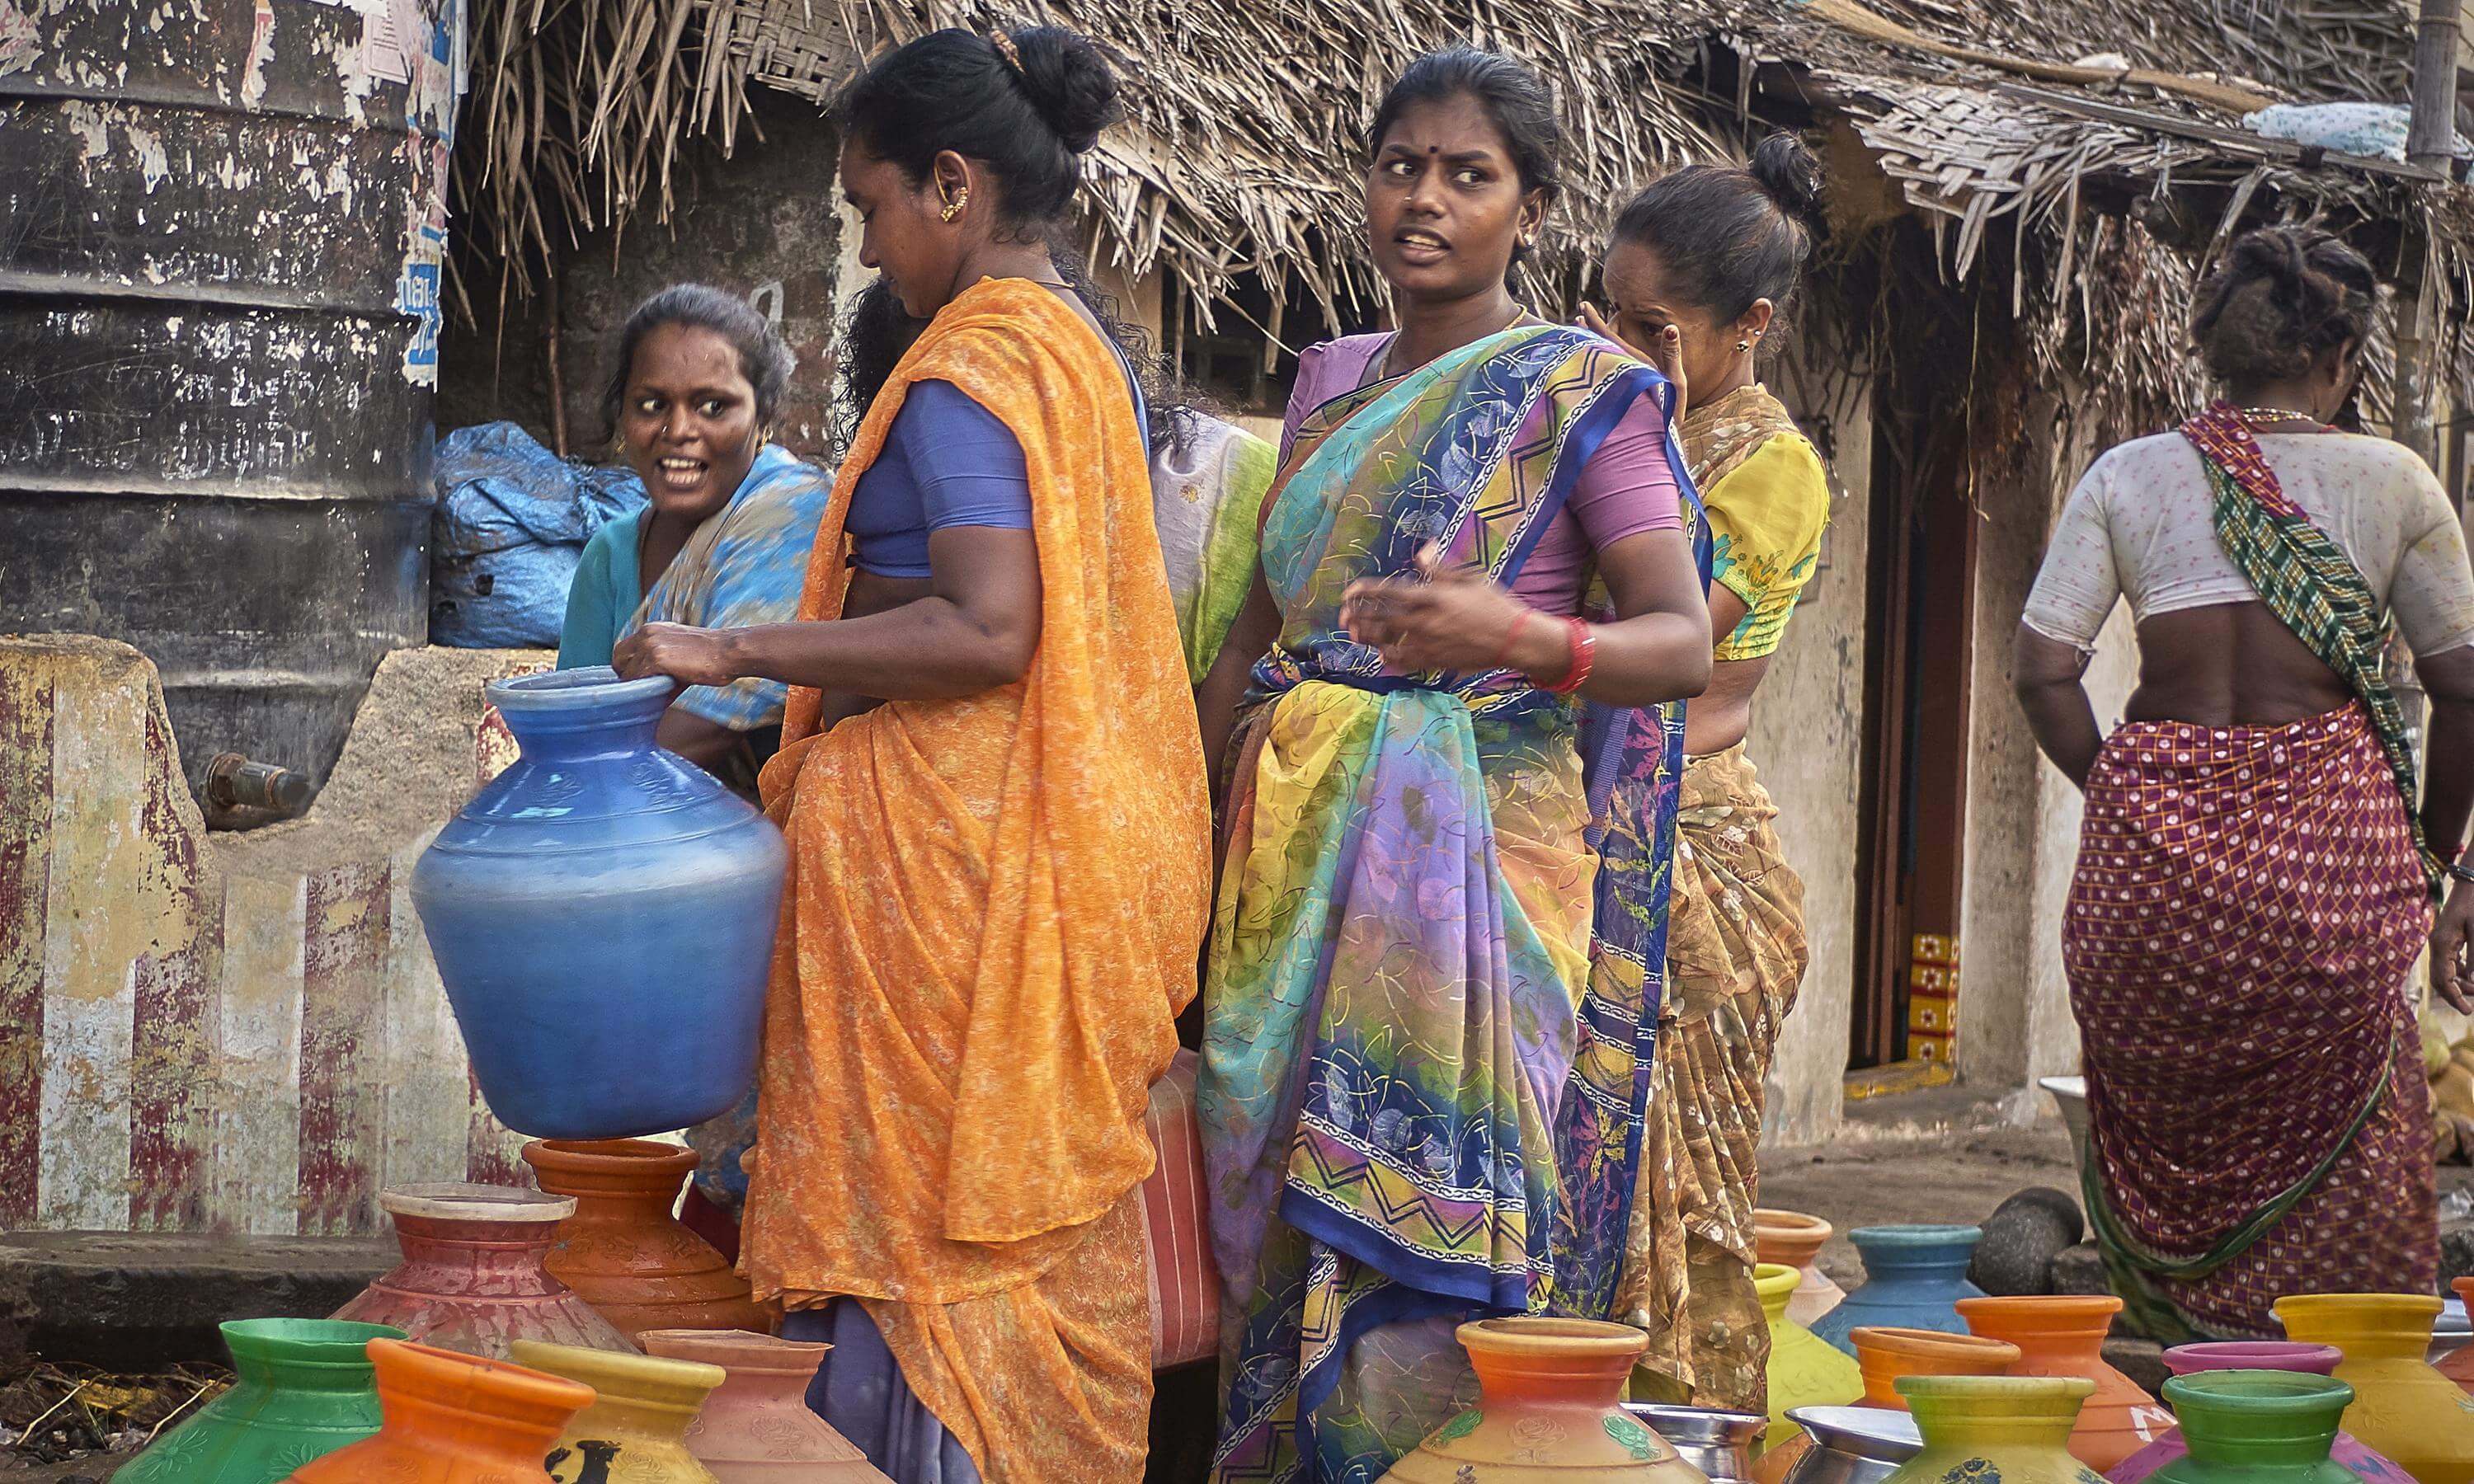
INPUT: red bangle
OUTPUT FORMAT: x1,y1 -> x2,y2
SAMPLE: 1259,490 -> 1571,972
1545,617 -> 1596,694
1487,609 -> 1535,671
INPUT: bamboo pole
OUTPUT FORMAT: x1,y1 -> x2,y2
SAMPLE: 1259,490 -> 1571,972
2396,0 -> 2458,467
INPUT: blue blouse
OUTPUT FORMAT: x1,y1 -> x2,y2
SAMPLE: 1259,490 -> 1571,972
847,380 -> 1035,579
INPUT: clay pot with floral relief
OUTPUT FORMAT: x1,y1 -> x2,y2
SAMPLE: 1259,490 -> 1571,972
331,1183 -> 637,1358
1376,1317 -> 1705,1481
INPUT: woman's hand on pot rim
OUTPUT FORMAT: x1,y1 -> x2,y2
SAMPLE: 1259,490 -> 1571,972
613,622 -> 740,690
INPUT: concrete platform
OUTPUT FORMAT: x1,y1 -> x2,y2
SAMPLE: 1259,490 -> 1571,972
0,1231 -> 393,1371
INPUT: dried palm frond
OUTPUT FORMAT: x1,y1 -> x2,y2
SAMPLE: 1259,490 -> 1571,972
452,0 -> 2474,412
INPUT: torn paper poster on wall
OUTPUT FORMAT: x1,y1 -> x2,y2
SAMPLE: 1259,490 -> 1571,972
0,1 -> 38,78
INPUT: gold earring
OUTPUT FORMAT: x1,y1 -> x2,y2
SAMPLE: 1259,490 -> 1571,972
1736,338 -> 1752,352
939,188 -> 969,223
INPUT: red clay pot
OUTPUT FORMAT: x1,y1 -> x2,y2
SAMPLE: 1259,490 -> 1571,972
332,1183 -> 638,1358
523,1139 -> 773,1341
639,1329 -> 892,1482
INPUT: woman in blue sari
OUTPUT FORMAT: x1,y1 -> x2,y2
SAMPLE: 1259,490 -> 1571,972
1193,48 -> 1714,1484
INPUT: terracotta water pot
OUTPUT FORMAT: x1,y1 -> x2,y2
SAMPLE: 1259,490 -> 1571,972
1810,1227 -> 1985,1356
2105,1342 -> 2410,1484
1755,1210 -> 1846,1329
1849,1327 -> 2020,1410
2143,1371 -> 2360,1484
2275,1292 -> 2474,1484
2440,1279 -> 2474,1396
331,1183 -> 638,1358
1376,1317 -> 1705,1481
521,1139 -> 771,1341
1761,1263 -> 1865,1453
282,1338 -> 595,1482
508,1340 -> 726,1482
1880,1375 -> 2106,1484
115,1319 -> 402,1484
638,1329 -> 892,1482
1957,1295 -> 2170,1472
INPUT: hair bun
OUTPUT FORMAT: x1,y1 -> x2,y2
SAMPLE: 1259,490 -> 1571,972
1006,27 -> 1122,154
1748,132 -> 1825,230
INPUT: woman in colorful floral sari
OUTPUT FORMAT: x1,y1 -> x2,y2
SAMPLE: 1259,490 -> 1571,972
1578,135 -> 1833,1409
1193,48 -> 1714,1483
617,26 -> 1209,1484
2015,226 -> 2474,1341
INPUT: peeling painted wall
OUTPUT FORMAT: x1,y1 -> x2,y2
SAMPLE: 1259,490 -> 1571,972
0,636 -> 531,1235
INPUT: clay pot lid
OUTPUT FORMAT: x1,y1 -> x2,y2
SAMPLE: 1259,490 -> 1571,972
380,1182 -> 576,1224
2162,1341 -> 2341,1378
1756,1208 -> 1833,1265
509,1338 -> 727,1411
1955,1294 -> 2123,1338
1455,1316 -> 1649,1360
1851,1326 -> 2021,1364
640,1328 -> 827,1373
521,1137 -> 698,1181
1755,1208 -> 1832,1240
368,1337 -> 598,1418
1894,1374 -> 2095,1405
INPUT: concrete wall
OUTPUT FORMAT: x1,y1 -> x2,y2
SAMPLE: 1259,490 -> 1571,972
1752,345 -> 1875,1146
0,636 -> 539,1235
1952,397 -> 2130,1115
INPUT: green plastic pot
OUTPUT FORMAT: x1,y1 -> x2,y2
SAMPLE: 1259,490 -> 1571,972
2147,1370 -> 2359,1484
114,1318 -> 404,1483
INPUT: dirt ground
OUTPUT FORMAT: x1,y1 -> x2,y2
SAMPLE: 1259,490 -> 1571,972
1764,1121 -> 2082,1281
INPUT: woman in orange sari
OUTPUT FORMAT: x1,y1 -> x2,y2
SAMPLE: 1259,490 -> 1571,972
614,26 -> 1210,1484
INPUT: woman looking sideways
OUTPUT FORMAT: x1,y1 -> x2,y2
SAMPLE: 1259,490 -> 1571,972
1194,46 -> 1712,1482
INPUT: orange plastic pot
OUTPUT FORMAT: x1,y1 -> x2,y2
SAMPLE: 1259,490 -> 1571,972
283,1337 -> 595,1482
523,1139 -> 772,1341
1755,1209 -> 1846,1328
1850,1327 -> 2020,1410
1956,1294 -> 2171,1472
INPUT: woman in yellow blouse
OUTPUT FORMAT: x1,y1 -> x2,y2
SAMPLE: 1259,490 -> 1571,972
1582,133 -> 1833,1409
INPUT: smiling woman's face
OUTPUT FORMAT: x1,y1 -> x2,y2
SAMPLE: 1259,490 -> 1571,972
1365,92 -> 1544,306
617,322 -> 762,523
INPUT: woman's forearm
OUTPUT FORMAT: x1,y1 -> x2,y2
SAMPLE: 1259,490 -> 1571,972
723,596 -> 1035,702
1503,610 -> 1711,709
2018,678 -> 2104,787
2423,695 -> 2474,859
1198,576 -> 1282,784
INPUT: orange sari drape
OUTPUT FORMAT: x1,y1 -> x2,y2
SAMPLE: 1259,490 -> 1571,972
743,277 -> 1213,1481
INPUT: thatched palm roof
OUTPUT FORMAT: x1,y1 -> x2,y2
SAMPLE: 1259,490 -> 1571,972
456,0 -> 2472,410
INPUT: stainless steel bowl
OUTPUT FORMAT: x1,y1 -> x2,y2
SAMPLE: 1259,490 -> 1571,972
1780,1406 -> 1923,1484
1625,1402 -> 1763,1482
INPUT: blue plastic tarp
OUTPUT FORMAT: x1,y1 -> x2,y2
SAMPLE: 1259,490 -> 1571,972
430,422 -> 647,649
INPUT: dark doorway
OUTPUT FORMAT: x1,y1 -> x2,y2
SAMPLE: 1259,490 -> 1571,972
1851,387 -> 1978,1072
